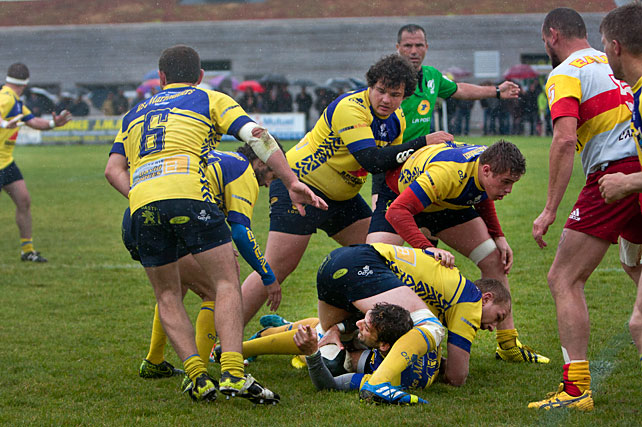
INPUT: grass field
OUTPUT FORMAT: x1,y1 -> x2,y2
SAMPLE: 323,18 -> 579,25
0,137 -> 640,426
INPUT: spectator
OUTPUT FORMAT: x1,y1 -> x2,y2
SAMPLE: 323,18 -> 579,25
295,86 -> 313,130
313,87 -> 335,116
537,89 -> 552,136
275,84 -> 292,112
453,99 -> 474,136
69,94 -> 90,116
522,80 -> 541,135
239,87 -> 262,113
113,89 -> 129,115
102,92 -> 115,116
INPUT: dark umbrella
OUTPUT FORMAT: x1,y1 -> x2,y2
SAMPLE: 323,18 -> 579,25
348,78 -> 367,89
503,64 -> 538,80
292,78 -> 317,87
325,78 -> 354,91
260,73 -> 289,85
314,85 -> 336,97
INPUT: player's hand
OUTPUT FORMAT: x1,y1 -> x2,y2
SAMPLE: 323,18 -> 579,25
424,247 -> 455,269
2,114 -> 24,129
598,172 -> 630,204
53,110 -> 72,127
264,280 -> 282,311
532,209 -> 556,249
287,181 -> 328,216
498,81 -> 520,98
494,236 -> 513,274
317,324 -> 344,350
425,131 -> 453,146
293,325 -> 318,356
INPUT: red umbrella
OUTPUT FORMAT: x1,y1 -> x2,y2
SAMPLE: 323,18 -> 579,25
503,64 -> 538,80
136,78 -> 161,95
238,80 -> 264,93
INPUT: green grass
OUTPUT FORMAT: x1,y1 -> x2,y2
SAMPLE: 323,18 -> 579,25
0,137 -> 640,425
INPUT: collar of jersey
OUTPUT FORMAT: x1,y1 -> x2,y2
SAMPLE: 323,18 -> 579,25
163,83 -> 197,91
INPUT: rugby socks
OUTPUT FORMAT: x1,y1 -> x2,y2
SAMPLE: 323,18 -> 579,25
195,301 -> 216,365
496,328 -> 518,350
20,238 -> 34,254
243,329 -> 301,357
259,318 -> 319,337
367,327 -> 432,386
183,354 -> 208,382
220,351 -> 245,378
145,304 -> 167,364
563,361 -> 590,396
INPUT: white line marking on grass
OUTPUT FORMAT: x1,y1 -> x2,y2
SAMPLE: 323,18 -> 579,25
538,328 -> 629,424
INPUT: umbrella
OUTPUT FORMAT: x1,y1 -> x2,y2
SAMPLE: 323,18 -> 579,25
503,64 -> 538,80
136,78 -> 161,95
445,66 -> 472,79
208,75 -> 240,90
143,69 -> 158,80
325,78 -> 355,91
237,80 -> 264,93
29,87 -> 58,103
260,73 -> 289,85
292,78 -> 317,87
349,78 -> 367,89
314,85 -> 337,97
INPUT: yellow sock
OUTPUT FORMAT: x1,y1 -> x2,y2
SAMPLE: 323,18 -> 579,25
195,301 -> 216,364
183,354 -> 207,382
20,238 -> 34,254
259,318 -> 319,337
243,329 -> 301,357
220,351 -> 245,378
145,304 -> 167,364
563,361 -> 591,395
368,327 -> 433,386
496,328 -> 518,350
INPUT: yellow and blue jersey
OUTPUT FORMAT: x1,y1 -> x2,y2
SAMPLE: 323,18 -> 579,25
0,85 -> 35,169
371,243 -> 482,353
110,83 -> 254,214
631,76 -> 642,166
394,141 -> 487,213
205,150 -> 258,228
287,88 -> 405,201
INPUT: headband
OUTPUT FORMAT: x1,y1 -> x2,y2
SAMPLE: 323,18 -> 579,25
6,76 -> 29,85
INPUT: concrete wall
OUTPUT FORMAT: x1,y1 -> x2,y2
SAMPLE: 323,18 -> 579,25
0,13 -> 607,89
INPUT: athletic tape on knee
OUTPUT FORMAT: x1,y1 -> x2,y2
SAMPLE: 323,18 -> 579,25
468,238 -> 497,265
619,237 -> 642,267
238,122 -> 280,163
411,309 -> 446,348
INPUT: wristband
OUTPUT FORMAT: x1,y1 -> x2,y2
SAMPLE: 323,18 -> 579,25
336,322 -> 346,333
0,120 -> 7,129
496,86 -> 501,99
48,119 -> 55,129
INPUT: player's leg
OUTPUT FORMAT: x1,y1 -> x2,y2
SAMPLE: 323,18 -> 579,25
241,231 -> 312,324
241,318 -> 320,358
631,273 -> 642,369
4,177 -> 45,262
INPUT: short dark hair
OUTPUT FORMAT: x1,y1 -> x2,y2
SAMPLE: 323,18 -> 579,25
158,45 -> 201,84
543,7 -> 587,40
368,302 -> 413,346
600,3 -> 642,55
236,134 -> 285,163
7,63 -> 29,80
474,278 -> 511,307
478,139 -> 526,176
397,24 -> 427,44
366,54 -> 417,98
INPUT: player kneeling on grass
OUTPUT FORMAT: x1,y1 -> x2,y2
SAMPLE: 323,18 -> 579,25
117,144 -> 281,404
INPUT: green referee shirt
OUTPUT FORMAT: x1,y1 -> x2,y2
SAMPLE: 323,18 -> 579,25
402,65 -> 458,141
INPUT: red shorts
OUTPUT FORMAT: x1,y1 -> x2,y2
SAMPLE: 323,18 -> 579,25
565,156 -> 642,244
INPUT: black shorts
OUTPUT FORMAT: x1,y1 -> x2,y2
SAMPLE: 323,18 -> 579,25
0,161 -> 23,189
268,179 -> 372,237
316,244 -> 405,312
130,199 -> 231,267
368,182 -> 479,235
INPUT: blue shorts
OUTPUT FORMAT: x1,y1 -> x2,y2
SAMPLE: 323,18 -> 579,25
130,199 -> 231,267
316,244 -> 405,312
368,182 -> 479,235
0,161 -> 23,189
268,179 -> 372,237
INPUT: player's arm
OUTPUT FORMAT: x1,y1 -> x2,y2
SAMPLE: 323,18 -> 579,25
452,81 -> 520,100
105,152 -> 130,198
24,110 -> 72,130
532,115 -> 577,248
599,171 -> 642,203
441,343 -> 470,386
351,136 -> 431,174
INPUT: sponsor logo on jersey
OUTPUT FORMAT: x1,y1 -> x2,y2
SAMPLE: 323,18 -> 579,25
417,100 -> 431,116
332,268 -> 348,279
357,265 -> 374,276
197,209 -> 211,221
169,216 -> 190,224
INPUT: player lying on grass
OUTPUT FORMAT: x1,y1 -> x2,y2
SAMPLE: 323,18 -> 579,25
367,139 -> 549,364
220,243 -> 511,404
117,144 -> 281,403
